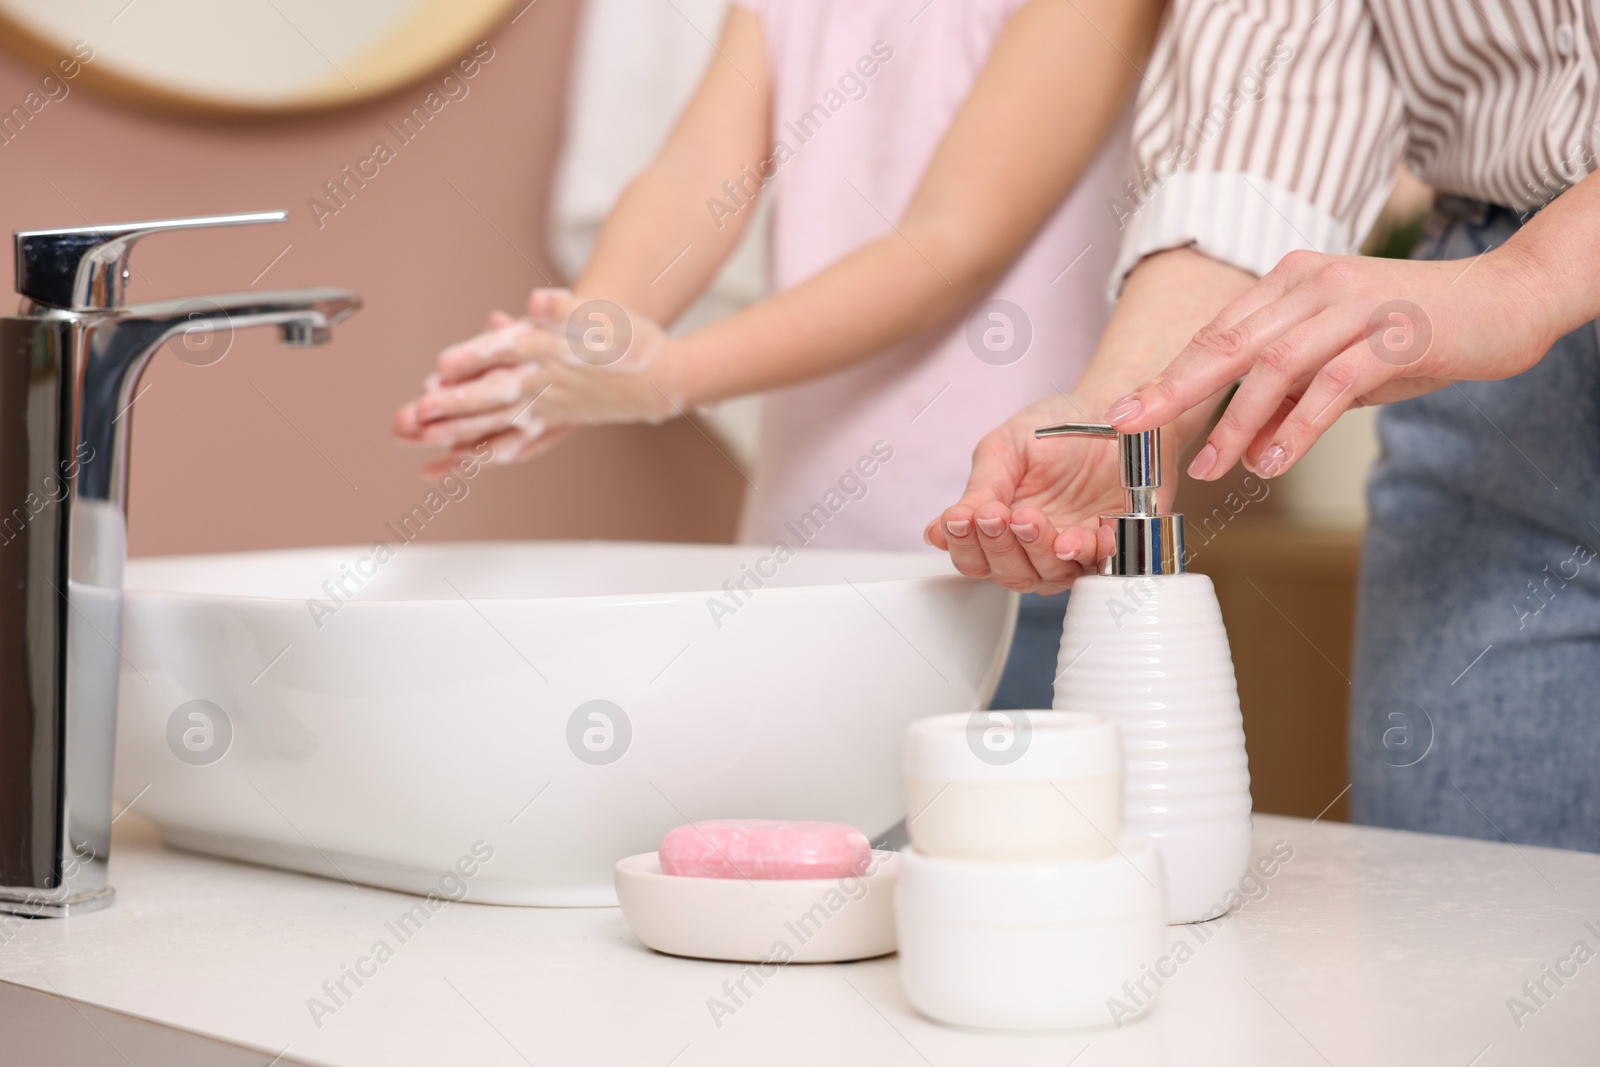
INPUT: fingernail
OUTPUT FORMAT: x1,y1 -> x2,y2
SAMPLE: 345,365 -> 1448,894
1256,443 -> 1289,477
1056,550 -> 1078,562
1009,522 -> 1038,543
1104,394 -> 1142,424
923,524 -> 934,547
945,519 -> 971,538
1188,443 -> 1218,479
976,517 -> 1005,538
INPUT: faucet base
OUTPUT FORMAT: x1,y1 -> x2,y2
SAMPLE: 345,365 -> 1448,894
0,885 -> 116,919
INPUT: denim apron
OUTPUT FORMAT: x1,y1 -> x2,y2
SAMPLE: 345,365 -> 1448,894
1350,197 -> 1600,851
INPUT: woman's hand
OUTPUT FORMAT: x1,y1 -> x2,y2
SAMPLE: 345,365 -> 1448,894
926,393 -> 1180,594
393,289 -> 681,476
1105,246 -> 1554,480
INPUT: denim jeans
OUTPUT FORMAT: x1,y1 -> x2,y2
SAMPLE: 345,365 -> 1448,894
1350,197 -> 1600,851
990,591 -> 1070,710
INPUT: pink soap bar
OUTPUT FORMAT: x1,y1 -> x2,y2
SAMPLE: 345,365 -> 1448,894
658,819 -> 872,880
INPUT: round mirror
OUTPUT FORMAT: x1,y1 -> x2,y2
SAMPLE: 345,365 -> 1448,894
0,0 -> 527,115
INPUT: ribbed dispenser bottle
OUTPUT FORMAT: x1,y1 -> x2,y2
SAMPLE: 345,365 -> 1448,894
1037,421 -> 1253,924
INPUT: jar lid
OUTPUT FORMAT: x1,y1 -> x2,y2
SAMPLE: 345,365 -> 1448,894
904,711 -> 1120,782
896,840 -> 1164,923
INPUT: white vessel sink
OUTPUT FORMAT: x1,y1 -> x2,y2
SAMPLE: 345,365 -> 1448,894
113,541 -> 1016,905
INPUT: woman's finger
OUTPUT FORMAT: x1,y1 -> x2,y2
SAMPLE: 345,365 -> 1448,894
421,405 -> 546,449
415,365 -> 543,424
937,427 -> 1030,575
971,501 -> 1048,591
1007,506 -> 1080,593
940,503 -> 992,579
1236,397 -> 1295,476
436,323 -> 568,385
527,287 -> 587,327
394,400 -> 424,439
1108,279 -> 1327,432
1049,517 -> 1102,569
434,321 -> 534,384
490,423 -> 575,463
421,425 -> 575,477
1247,346 -> 1387,477
1193,307 -> 1361,477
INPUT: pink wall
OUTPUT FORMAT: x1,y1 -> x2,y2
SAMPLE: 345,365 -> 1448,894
0,2 -> 743,557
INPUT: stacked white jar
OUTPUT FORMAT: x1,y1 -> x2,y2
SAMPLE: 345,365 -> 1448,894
896,711 -> 1167,1030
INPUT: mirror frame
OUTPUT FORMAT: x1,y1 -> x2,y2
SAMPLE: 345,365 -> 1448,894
0,0 -> 527,117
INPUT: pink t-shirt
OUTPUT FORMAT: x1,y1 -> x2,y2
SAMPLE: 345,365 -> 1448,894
733,0 -> 1128,551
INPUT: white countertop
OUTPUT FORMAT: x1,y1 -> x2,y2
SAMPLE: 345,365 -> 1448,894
2,813 -> 1597,1066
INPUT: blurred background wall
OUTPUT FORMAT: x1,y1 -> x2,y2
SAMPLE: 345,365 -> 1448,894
0,0 -> 746,559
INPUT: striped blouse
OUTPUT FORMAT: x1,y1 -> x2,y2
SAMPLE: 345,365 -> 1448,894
1111,0 -> 1600,290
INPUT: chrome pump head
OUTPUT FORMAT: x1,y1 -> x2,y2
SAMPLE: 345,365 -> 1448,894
1033,422 -> 1185,576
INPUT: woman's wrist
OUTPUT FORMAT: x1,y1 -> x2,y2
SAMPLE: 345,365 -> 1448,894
1479,238 -> 1580,365
649,334 -> 704,411
1486,174 -> 1600,359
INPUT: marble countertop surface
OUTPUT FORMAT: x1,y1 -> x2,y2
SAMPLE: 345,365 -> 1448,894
2,812 -> 1597,1066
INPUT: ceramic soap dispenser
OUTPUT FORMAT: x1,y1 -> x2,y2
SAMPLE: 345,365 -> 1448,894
1037,422 -> 1252,924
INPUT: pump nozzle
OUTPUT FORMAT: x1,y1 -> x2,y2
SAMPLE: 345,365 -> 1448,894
1034,422 -> 1164,517
1033,422 -> 1185,576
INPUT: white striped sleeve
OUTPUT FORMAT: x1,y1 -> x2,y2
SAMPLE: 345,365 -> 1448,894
1109,0 -> 1409,296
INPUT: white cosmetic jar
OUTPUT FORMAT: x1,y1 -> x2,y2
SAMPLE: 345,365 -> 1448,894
896,841 -> 1166,1031
905,711 -> 1122,861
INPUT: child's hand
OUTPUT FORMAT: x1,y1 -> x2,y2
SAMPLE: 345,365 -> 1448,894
393,289 -> 680,475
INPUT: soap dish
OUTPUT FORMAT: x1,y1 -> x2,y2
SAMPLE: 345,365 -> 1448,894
613,850 -> 899,963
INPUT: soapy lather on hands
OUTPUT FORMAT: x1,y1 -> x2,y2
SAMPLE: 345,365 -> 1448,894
393,288 -> 679,478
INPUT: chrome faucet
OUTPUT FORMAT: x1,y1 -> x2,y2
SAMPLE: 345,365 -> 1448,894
0,211 -> 360,916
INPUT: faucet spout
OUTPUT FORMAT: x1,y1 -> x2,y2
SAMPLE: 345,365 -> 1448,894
71,288 -> 362,507
114,288 -> 362,342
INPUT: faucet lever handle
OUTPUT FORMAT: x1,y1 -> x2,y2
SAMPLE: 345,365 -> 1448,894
15,210 -> 288,310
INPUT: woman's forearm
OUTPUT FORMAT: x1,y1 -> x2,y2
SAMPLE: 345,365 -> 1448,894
659,226 -> 1002,406
572,7 -> 770,325
577,154 -> 761,328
